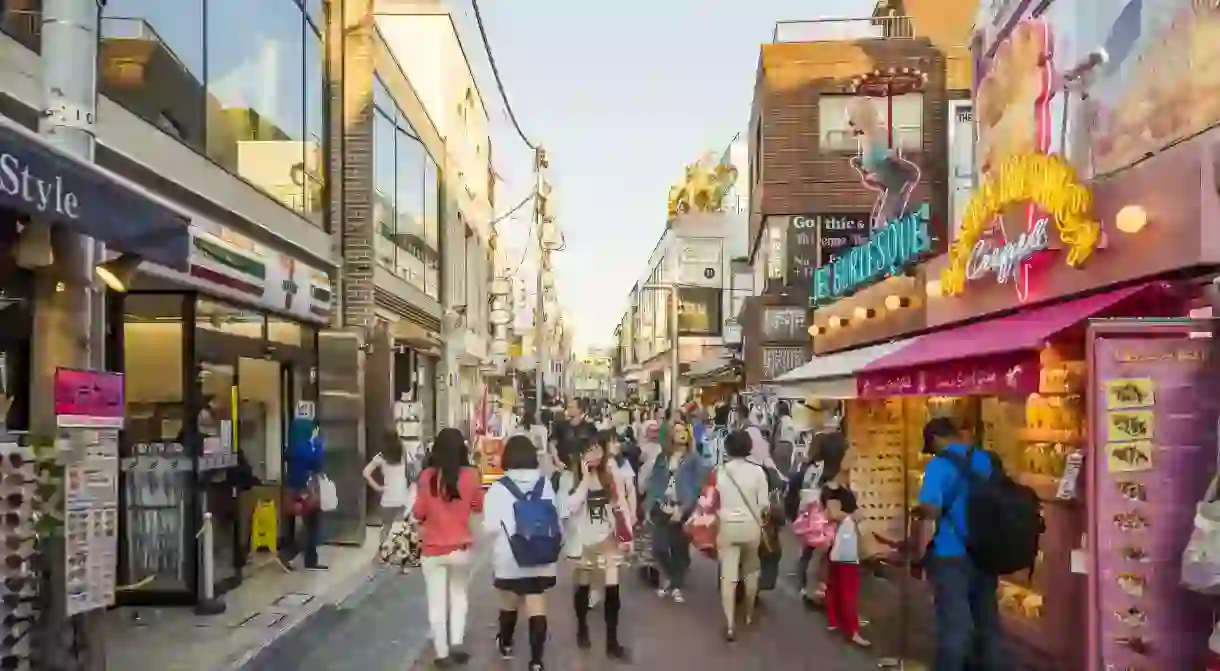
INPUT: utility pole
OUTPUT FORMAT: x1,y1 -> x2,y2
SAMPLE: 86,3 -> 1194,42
533,146 -> 548,426
35,1 -> 106,669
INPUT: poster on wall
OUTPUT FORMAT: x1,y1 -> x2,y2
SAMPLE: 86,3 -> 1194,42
54,369 -> 122,616
1089,331 -> 1217,670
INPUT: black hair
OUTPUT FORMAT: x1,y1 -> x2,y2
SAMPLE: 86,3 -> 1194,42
382,430 -> 404,464
430,428 -> 469,501
923,417 -> 959,455
502,434 -> 540,470
776,401 -> 790,417
724,429 -> 753,459
817,432 -> 849,485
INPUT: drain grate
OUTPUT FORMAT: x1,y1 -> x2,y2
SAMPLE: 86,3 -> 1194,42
235,611 -> 287,629
271,592 -> 315,609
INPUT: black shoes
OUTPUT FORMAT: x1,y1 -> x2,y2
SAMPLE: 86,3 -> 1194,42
494,635 -> 513,659
607,642 -> 631,661
449,649 -> 470,665
576,628 -> 592,649
433,648 -> 470,668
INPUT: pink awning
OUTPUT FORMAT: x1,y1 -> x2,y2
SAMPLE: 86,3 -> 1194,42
862,283 -> 1153,374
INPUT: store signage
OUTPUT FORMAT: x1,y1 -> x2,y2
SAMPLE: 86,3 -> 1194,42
53,368 -> 124,428
0,124 -> 189,270
812,204 -> 931,304
763,347 -> 807,380
965,216 -> 1051,285
857,353 -> 1039,398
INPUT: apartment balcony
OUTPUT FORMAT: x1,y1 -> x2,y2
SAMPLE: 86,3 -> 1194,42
772,15 -> 915,43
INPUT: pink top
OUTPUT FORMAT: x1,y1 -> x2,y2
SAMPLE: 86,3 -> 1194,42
413,467 -> 484,557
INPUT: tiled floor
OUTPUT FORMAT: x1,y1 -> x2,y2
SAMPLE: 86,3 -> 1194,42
102,528 -> 385,671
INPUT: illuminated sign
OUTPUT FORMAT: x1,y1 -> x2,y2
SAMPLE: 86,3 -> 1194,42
966,216 -> 1050,285
812,203 -> 931,304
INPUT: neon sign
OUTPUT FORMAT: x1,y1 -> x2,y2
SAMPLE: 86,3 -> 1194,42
966,216 -> 1049,285
812,204 -> 931,304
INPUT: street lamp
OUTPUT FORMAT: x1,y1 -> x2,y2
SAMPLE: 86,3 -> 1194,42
642,283 -> 680,410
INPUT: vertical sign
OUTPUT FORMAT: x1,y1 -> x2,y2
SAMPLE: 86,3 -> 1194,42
54,368 -> 123,616
948,102 -> 975,241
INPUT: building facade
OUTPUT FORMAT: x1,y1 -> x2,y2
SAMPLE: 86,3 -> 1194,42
743,0 -> 975,387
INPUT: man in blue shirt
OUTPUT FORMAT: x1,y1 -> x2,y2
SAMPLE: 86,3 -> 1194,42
916,417 -> 1005,671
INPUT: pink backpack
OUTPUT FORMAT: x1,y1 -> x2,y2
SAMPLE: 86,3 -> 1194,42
792,501 -> 836,548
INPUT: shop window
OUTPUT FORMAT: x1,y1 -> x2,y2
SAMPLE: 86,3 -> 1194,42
677,287 -> 722,337
100,0 -> 206,151
819,93 -> 923,153
196,298 -> 264,339
120,293 -> 191,592
204,0 -> 314,218
2,0 -> 41,52
267,315 -> 302,346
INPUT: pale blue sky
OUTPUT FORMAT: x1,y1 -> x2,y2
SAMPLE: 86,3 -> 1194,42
449,0 -> 873,350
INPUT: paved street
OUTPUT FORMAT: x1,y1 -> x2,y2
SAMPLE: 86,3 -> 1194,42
239,532 -> 892,671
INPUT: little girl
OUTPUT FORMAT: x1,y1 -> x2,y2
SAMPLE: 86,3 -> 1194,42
821,447 -> 869,647
362,432 -> 411,543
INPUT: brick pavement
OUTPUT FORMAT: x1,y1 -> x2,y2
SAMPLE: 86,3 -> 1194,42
414,547 -> 881,671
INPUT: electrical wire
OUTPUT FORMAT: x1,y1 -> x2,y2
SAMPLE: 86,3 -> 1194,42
511,219 -> 536,275
470,0 -> 537,151
491,191 -> 536,227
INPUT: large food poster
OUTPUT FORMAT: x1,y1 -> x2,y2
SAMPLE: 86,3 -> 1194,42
1089,333 -> 1217,670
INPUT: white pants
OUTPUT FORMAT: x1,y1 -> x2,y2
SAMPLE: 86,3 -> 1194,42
420,549 -> 472,658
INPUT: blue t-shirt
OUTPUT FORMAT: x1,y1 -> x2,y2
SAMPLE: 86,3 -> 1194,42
918,443 -> 994,558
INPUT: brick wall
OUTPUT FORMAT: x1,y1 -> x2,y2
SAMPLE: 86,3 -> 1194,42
331,0 -> 376,330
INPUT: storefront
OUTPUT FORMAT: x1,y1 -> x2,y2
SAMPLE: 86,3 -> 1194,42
111,224 -> 330,607
800,7 -> 1220,666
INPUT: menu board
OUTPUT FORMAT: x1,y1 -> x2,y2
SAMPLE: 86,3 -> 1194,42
54,369 -> 122,616
1090,335 -> 1216,670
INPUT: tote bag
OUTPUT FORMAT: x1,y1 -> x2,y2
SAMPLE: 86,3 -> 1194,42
829,516 -> 860,563
1182,475 -> 1220,594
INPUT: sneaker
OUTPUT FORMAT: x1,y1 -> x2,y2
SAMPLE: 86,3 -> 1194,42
495,635 -> 513,659
528,663 -> 545,671
655,587 -> 670,599
450,648 -> 470,665
607,642 -> 631,661
305,563 -> 330,571
671,589 -> 685,603
433,657 -> 454,669
851,633 -> 872,648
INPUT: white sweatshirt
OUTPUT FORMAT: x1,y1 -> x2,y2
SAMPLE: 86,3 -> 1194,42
481,468 -> 560,580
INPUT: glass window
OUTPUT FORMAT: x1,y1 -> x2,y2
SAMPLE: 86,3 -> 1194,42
373,109 -> 397,272
423,156 -> 440,300
205,0 -> 307,214
396,127 -> 426,290
2,0 -> 41,52
819,93 -> 923,152
100,0 -> 206,149
303,23 -> 326,225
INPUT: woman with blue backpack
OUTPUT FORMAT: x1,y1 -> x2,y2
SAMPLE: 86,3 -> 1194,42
482,434 -> 563,671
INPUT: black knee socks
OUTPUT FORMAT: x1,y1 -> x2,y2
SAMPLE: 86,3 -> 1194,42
498,609 -> 518,645
604,585 -> 622,646
574,584 -> 591,634
527,615 -> 548,664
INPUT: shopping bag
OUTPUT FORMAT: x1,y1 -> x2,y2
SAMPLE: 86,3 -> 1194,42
792,501 -> 836,549
683,472 -> 720,557
829,516 -> 860,564
1182,475 -> 1220,594
316,475 -> 339,512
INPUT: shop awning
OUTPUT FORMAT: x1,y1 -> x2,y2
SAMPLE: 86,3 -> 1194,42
857,283 -> 1152,397
686,347 -> 739,380
770,339 -> 917,398
0,119 -> 191,270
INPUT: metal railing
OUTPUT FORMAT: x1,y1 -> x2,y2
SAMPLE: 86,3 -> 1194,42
772,15 -> 915,43
100,17 -> 193,76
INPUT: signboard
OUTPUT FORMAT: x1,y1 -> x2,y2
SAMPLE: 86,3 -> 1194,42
676,237 -> 723,288
857,352 -> 1039,398
812,204 -> 932,304
762,307 -> 808,341
762,347 -> 808,380
54,369 -> 121,616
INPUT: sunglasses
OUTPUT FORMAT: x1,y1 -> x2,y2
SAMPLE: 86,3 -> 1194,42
1121,545 -> 1150,563
0,449 -> 27,472
1114,511 -> 1149,531
0,593 -> 36,609
1117,572 -> 1146,597
1,492 -> 24,509
1115,606 -> 1147,628
3,534 -> 33,553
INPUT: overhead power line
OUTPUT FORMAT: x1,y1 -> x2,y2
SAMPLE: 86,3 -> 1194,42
491,191 -> 536,227
470,0 -> 538,151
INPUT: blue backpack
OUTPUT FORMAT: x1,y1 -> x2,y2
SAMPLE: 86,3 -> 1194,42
498,477 -> 563,567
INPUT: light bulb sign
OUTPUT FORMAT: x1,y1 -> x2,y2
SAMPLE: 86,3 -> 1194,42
812,203 -> 931,305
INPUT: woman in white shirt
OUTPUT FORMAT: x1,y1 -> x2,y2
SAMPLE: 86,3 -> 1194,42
481,435 -> 559,671
362,434 -> 411,544
773,401 -> 798,475
715,430 -> 771,641
556,431 -> 633,660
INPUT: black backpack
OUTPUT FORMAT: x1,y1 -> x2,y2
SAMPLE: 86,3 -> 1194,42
942,448 -> 1045,576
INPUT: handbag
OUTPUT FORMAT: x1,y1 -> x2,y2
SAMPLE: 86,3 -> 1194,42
792,501 -> 836,548
829,516 -> 860,563
282,485 -> 316,517
316,474 -> 339,512
683,470 -> 720,556
378,516 -> 422,568
609,479 -> 634,544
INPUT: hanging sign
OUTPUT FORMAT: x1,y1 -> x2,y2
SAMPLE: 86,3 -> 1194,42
812,203 -> 931,305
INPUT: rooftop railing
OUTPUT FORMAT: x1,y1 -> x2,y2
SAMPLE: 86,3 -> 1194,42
772,15 -> 915,43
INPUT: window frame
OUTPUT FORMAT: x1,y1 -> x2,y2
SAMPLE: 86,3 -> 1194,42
818,93 -> 924,153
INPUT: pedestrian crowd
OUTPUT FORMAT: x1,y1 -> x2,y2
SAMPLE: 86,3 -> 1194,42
278,396 -> 1030,670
